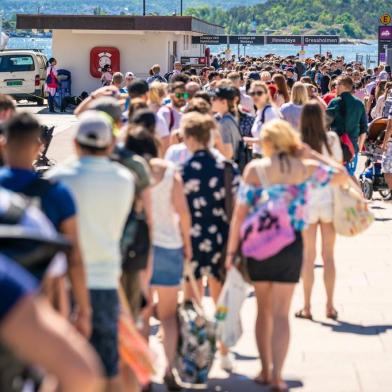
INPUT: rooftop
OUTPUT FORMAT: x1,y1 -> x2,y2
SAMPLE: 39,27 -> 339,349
16,14 -> 224,36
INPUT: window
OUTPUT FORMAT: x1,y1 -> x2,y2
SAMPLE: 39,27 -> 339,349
0,55 -> 35,72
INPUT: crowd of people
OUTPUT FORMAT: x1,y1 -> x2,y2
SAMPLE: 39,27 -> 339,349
0,51 -> 389,392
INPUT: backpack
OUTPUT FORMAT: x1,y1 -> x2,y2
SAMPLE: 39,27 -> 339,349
382,93 -> 392,118
335,97 -> 355,164
112,147 -> 151,272
224,114 -> 252,173
0,191 -> 70,392
175,265 -> 217,385
240,163 -> 296,261
45,67 -> 58,89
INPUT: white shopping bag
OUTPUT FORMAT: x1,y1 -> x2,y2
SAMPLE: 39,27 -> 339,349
216,267 -> 250,347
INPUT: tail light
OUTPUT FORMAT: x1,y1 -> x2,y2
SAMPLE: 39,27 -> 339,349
35,75 -> 40,87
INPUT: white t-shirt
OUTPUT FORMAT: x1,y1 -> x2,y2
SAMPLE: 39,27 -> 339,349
158,105 -> 183,133
251,106 -> 281,154
48,157 -> 135,289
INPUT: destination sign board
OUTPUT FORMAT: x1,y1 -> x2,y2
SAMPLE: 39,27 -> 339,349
229,36 -> 264,45
265,35 -> 302,45
303,35 -> 340,45
378,26 -> 392,62
191,35 -> 227,45
192,35 -> 340,46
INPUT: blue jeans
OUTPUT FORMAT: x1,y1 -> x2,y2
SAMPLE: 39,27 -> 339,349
345,153 -> 359,176
47,94 -> 55,112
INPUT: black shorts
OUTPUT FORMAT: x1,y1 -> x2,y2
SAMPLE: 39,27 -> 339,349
90,289 -> 119,378
246,232 -> 303,283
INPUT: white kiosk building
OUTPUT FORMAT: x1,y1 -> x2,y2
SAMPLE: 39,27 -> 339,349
17,14 -> 223,92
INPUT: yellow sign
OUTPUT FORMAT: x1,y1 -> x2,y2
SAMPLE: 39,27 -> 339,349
380,14 -> 391,25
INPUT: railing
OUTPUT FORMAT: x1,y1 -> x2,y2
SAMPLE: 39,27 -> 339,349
356,54 -> 378,68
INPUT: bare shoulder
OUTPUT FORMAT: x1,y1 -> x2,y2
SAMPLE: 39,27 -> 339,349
243,158 -> 270,186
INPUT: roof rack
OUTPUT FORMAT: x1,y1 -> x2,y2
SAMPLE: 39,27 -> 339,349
0,49 -> 44,52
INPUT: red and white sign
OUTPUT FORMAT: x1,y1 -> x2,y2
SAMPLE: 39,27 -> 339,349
90,47 -> 120,78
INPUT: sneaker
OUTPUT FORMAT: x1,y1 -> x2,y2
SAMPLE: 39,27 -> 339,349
220,353 -> 234,372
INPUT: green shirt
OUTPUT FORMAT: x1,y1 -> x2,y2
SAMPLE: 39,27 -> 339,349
326,92 -> 368,153
112,145 -> 151,197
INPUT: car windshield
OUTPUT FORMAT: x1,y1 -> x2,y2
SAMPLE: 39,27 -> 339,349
0,55 -> 34,72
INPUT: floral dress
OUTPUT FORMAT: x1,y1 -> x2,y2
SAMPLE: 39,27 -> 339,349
182,150 -> 240,280
238,162 -> 335,283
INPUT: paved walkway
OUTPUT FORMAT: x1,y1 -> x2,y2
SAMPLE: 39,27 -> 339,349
22,105 -> 392,391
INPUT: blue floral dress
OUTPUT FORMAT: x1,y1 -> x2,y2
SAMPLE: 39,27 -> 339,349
238,162 -> 335,283
182,150 -> 240,280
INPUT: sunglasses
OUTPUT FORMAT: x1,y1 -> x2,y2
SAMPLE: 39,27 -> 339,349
249,91 -> 265,97
175,92 -> 189,99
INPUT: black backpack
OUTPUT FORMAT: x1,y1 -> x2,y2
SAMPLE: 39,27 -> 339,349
112,147 -> 151,272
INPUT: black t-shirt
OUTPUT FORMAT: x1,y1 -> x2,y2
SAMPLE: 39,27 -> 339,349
320,74 -> 331,95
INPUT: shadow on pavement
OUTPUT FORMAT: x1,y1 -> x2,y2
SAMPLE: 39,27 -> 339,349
152,374 -> 304,391
313,319 -> 392,335
374,217 -> 392,222
233,352 -> 258,361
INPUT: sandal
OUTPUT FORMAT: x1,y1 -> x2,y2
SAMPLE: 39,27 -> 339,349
295,309 -> 313,320
270,381 -> 289,392
254,374 -> 271,385
163,370 -> 182,391
326,309 -> 338,320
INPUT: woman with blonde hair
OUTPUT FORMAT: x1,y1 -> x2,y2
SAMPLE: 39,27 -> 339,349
226,119 -> 348,390
147,82 -> 170,154
272,74 -> 290,107
371,81 -> 392,119
280,82 -> 308,131
244,81 -> 281,158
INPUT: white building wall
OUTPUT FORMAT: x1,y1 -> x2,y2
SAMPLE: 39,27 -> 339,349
52,30 -> 197,93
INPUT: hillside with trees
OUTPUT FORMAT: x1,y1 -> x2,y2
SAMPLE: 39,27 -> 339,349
185,0 -> 392,38
2,0 -> 390,38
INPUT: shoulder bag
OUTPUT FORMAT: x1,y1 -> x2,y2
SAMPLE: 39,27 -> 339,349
333,180 -> 374,236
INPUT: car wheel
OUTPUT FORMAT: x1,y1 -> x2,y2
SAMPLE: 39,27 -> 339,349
361,178 -> 373,200
36,95 -> 45,106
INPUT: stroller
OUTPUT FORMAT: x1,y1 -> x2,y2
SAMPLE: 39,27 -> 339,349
359,118 -> 392,200
34,125 -> 56,176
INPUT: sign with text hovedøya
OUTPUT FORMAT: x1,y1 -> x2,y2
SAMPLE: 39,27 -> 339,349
229,36 -> 264,45
191,35 -> 227,45
303,35 -> 340,45
265,35 -> 302,45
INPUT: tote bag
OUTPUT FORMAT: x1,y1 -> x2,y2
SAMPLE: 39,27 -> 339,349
333,180 -> 374,236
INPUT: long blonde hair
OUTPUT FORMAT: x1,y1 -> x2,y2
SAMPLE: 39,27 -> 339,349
148,82 -> 167,106
261,119 -> 302,156
291,82 -> 309,105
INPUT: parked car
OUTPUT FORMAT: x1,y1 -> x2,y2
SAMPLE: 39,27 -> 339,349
0,49 -> 47,105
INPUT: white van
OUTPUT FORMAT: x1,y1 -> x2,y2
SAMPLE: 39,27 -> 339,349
0,50 -> 48,105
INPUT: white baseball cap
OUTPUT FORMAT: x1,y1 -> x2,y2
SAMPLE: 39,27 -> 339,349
125,71 -> 135,78
75,111 -> 113,148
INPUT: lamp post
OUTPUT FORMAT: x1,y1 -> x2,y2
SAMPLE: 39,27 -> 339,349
180,0 -> 183,16
143,0 -> 146,16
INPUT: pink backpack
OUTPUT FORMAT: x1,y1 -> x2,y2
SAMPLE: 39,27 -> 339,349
240,164 -> 295,261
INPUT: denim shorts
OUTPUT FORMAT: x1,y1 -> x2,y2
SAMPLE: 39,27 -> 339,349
345,153 -> 358,176
89,289 -> 119,378
150,245 -> 184,286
